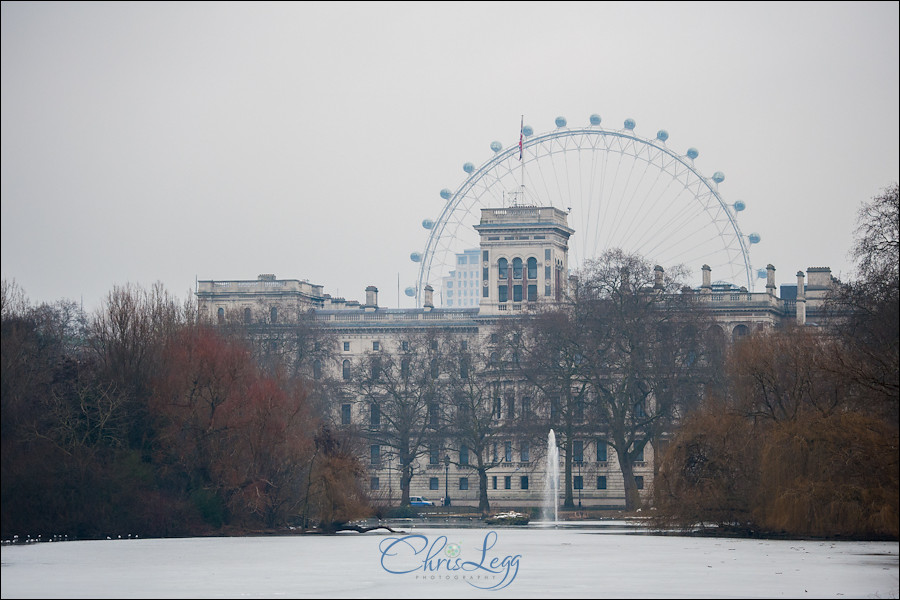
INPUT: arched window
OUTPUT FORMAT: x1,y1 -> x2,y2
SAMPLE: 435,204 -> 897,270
217,307 -> 224,324
342,359 -> 351,381
732,324 -> 750,342
243,307 -> 252,324
498,258 -> 508,279
270,306 -> 278,323
527,257 -> 537,279
512,257 -> 523,279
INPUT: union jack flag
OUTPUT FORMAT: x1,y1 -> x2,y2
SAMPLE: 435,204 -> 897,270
518,115 -> 524,161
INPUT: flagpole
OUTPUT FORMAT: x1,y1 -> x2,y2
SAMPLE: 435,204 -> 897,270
518,115 -> 525,203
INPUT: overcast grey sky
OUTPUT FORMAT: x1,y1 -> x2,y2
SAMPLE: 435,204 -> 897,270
2,1 -> 898,311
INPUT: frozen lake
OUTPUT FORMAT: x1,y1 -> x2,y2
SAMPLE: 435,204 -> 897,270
2,523 -> 897,598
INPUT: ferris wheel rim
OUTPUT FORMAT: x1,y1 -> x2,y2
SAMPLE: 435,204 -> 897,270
415,122 -> 755,306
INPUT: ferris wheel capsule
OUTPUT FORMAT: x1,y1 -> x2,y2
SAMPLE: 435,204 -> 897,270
414,117 -> 758,306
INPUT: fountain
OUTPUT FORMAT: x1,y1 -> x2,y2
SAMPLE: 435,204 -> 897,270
543,429 -> 559,525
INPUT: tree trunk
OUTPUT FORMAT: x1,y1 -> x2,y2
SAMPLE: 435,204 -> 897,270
563,430 -> 575,508
400,462 -> 412,506
477,466 -> 490,516
618,450 -> 640,511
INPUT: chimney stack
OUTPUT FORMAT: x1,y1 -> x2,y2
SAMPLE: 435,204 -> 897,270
796,271 -> 806,325
654,265 -> 665,290
365,285 -> 378,311
423,284 -> 434,311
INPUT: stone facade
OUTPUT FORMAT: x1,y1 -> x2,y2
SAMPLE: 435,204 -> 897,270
196,206 -> 836,509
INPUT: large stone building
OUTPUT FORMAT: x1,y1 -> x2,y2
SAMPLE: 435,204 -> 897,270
196,205 -> 836,509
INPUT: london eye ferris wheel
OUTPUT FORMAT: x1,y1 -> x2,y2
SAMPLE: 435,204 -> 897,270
408,115 -> 761,307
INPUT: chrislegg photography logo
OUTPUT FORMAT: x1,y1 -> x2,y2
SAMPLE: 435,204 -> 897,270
377,530 -> 521,591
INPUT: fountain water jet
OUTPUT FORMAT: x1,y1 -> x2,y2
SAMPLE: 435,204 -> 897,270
543,429 -> 559,525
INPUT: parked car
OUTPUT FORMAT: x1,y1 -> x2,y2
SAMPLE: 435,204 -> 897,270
409,496 -> 434,506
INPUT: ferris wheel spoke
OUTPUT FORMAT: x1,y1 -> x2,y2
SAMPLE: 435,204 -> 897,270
418,120 -> 756,305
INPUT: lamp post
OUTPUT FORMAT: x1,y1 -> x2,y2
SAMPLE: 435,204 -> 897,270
577,458 -> 582,509
443,454 -> 451,508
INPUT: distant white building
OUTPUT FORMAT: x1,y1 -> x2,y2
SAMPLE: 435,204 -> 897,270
441,248 -> 481,308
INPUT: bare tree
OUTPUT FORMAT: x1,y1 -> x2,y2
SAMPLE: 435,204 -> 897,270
826,182 -> 899,419
511,251 -> 719,511
441,333 -> 537,515
352,331 -> 442,506
502,307 -> 591,508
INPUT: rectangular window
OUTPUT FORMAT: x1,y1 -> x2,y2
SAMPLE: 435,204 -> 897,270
430,447 -> 439,465
459,445 -> 469,466
483,285 -> 489,298
504,476 -> 511,490
634,445 -> 644,462
545,284 -> 552,297
372,341 -> 380,351
371,477 -> 380,491
520,441 -> 530,463
521,397 -> 531,418
597,440 -> 608,462
506,396 -> 515,419
550,397 -> 559,422
370,403 -> 380,426
343,341 -> 350,351
597,475 -> 607,490
573,440 -> 583,463
513,285 -> 522,302
575,397 -> 584,421
492,476 -> 498,490
341,404 -> 351,425
574,475 -> 583,490
494,398 -> 502,419
483,250 -> 489,262
402,340 -> 409,351
545,249 -> 551,260
459,477 -> 469,490
504,441 -> 512,462
498,285 -> 508,303
370,444 -> 380,465
527,284 -> 537,301
429,477 -> 439,490
520,476 -> 529,490
635,476 -> 644,490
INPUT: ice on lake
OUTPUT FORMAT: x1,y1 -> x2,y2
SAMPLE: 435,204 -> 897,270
2,523 -> 898,598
